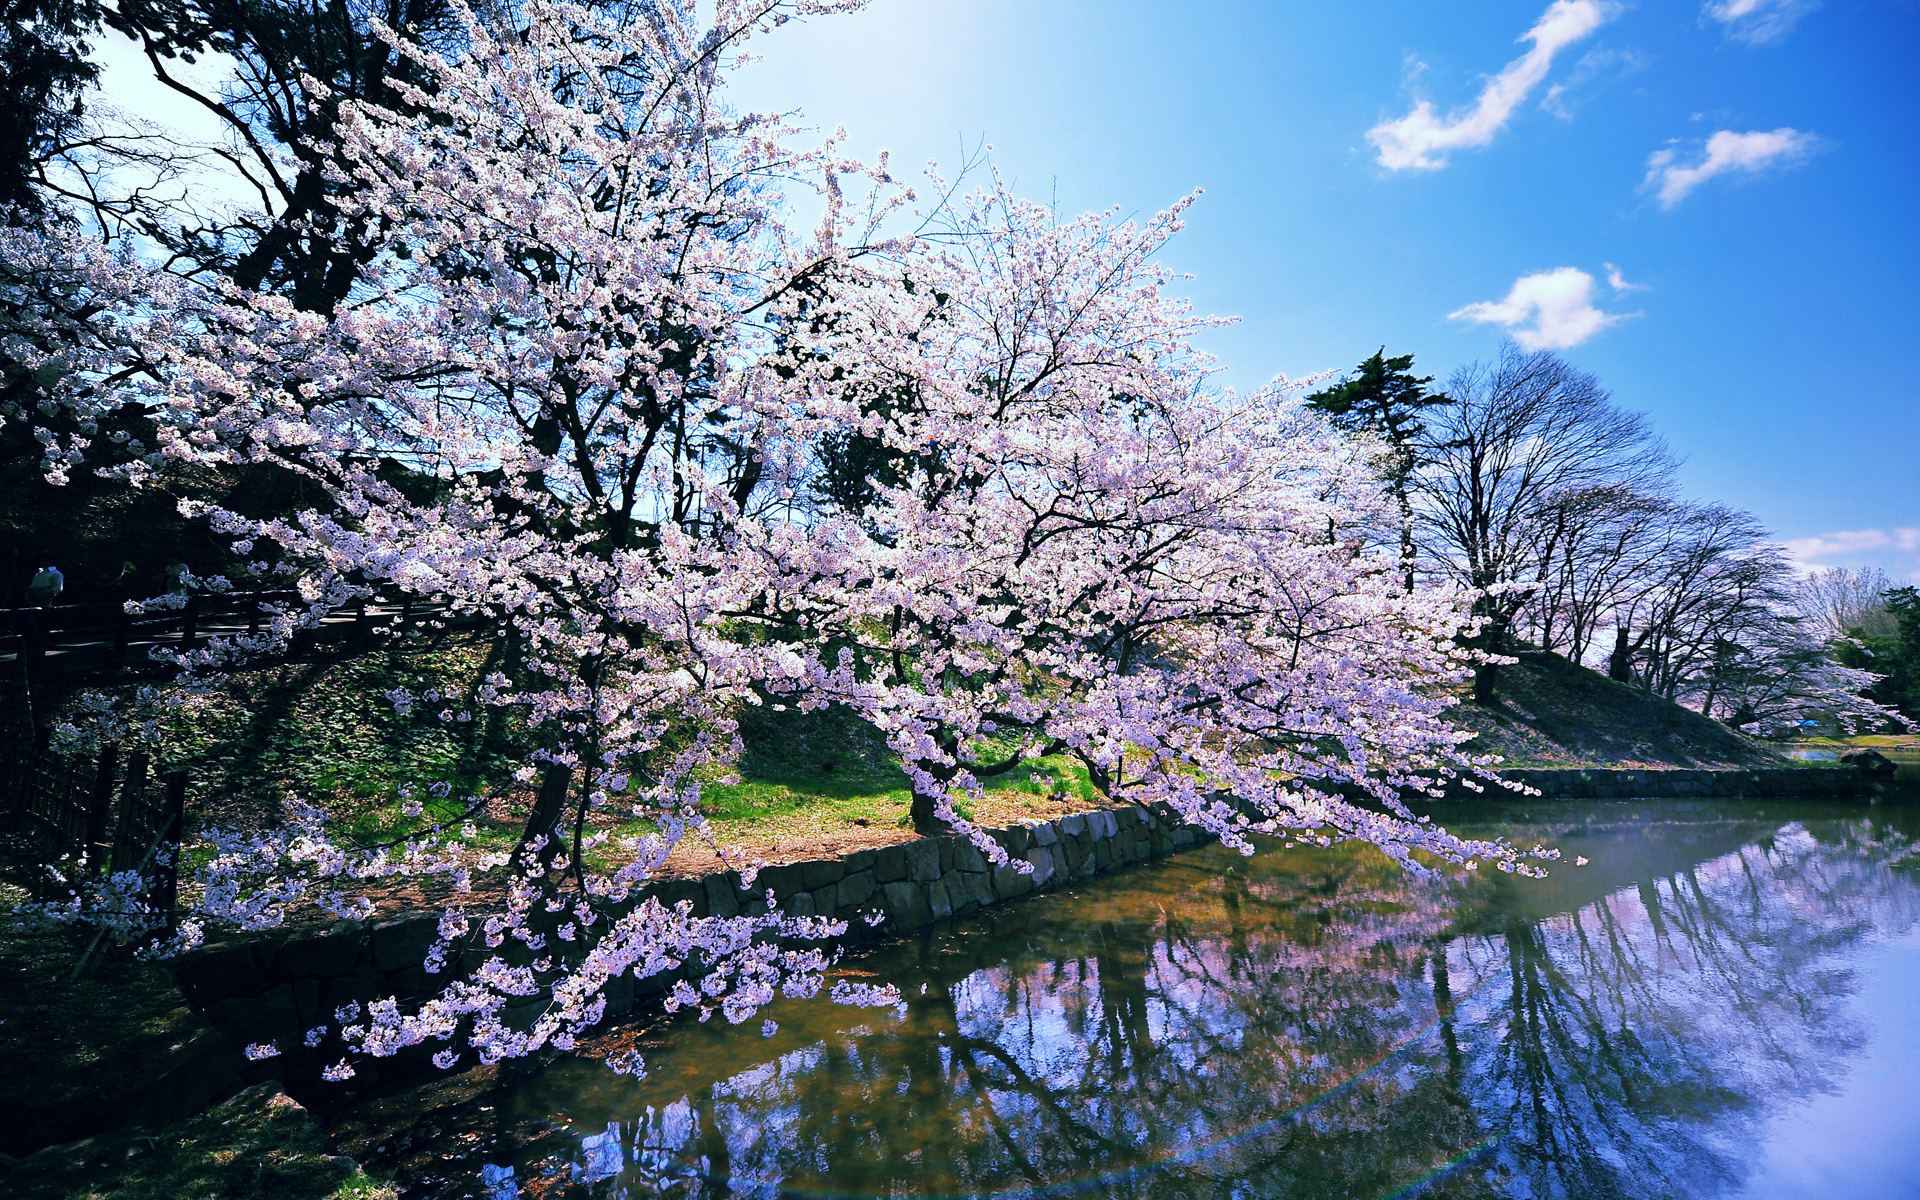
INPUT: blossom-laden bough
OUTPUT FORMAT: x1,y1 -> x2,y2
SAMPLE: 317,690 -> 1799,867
15,0 -> 1548,1081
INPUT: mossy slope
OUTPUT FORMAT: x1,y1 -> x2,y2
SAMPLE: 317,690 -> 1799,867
1452,651 -> 1783,769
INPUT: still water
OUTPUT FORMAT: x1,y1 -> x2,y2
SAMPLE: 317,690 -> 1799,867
383,800 -> 1920,1199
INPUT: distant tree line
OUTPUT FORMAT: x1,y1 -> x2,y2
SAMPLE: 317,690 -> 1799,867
1803,567 -> 1920,722
1310,346 -> 1906,735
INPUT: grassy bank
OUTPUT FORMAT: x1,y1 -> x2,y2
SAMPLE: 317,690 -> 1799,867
1780,734 -> 1919,751
4,1084 -> 394,1200
40,635 -> 1116,884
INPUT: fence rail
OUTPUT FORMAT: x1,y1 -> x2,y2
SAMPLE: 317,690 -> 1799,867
0,590 -> 463,679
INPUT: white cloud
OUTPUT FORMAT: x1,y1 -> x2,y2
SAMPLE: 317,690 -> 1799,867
1705,0 -> 1819,44
1448,268 -> 1627,350
1645,127 -> 1816,208
1368,1 -> 1614,171
1603,262 -> 1647,293
1784,528 -> 1920,563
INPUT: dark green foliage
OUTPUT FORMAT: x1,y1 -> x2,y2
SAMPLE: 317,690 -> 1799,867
815,399 -> 915,518
1304,348 -> 1452,493
0,0 -> 102,212
734,699 -> 899,785
795,275 -> 950,524
0,428 -> 325,606
161,640 -> 524,833
1305,349 -> 1451,591
0,405 -> 192,605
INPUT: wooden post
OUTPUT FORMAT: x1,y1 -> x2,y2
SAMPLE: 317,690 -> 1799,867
0,717 -> 35,835
247,592 -> 262,635
20,725 -> 51,851
151,770 -> 188,930
21,606 -> 44,676
7,609 -> 40,749
83,741 -> 120,872
112,606 -> 132,670
110,749 -> 149,872
179,594 -> 201,653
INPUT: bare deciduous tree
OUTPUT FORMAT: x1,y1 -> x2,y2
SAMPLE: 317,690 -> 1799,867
1413,345 -> 1674,702
1795,566 -> 1897,643
1611,503 -> 1776,702
1595,511 -> 1899,734
1514,482 -> 1676,665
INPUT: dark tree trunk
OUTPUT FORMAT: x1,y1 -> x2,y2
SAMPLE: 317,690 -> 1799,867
1463,569 -> 1513,703
1433,938 -> 1464,1090
1472,616 -> 1507,705
1472,659 -> 1500,705
909,789 -> 950,835
516,760 -> 574,877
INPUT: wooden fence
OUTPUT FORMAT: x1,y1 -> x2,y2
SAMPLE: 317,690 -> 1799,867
0,732 -> 188,919
0,588 -> 479,921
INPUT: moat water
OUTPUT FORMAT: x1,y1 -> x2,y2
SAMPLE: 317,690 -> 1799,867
368,798 -> 1920,1199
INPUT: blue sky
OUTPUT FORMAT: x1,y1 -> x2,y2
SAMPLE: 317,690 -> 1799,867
724,0 -> 1920,581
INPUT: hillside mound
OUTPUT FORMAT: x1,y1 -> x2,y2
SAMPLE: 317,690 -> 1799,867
1453,650 -> 1783,769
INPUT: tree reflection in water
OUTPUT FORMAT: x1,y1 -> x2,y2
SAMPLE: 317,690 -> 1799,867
390,804 -> 1920,1200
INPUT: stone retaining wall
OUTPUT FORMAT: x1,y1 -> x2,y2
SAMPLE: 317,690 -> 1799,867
1483,764 -> 1893,801
174,805 -> 1211,1101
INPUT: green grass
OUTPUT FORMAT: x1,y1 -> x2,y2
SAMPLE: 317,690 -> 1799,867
567,754 -> 1103,873
64,640 -> 1119,891
696,754 -> 1097,830
1783,734 -> 1919,750
702,769 -> 916,825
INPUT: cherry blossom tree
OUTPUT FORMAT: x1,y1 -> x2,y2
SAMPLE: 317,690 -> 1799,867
18,0 -> 1549,1079
0,217 -> 191,487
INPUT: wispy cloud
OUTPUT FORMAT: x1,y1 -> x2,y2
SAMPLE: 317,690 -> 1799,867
1784,528 -> 1920,563
1705,0 -> 1819,45
1368,1 -> 1614,171
1603,263 -> 1648,293
1540,47 -> 1648,119
1645,127 -> 1816,208
1449,268 -> 1628,350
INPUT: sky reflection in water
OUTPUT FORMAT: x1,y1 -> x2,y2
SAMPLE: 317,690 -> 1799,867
397,801 -> 1920,1199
